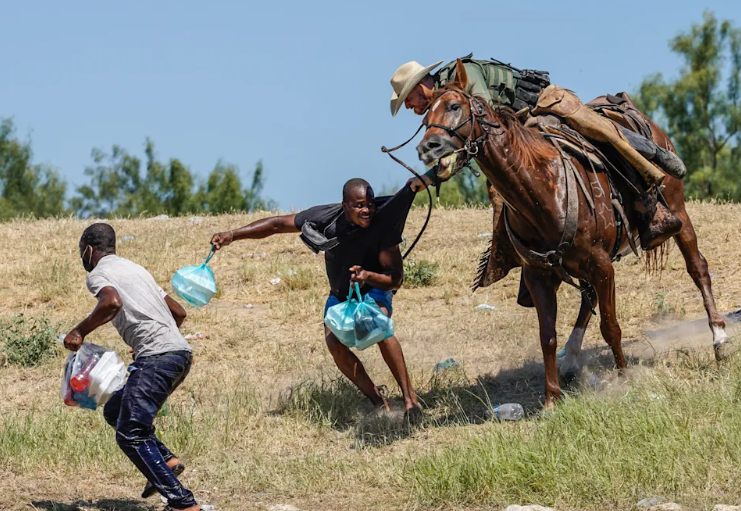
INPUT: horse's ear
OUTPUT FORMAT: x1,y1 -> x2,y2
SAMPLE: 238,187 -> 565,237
453,59 -> 468,89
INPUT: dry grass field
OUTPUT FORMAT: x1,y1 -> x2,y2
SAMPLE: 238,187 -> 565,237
1,202 -> 741,511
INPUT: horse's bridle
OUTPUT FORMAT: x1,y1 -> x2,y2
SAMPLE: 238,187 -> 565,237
379,88 -> 501,258
423,89 -> 502,177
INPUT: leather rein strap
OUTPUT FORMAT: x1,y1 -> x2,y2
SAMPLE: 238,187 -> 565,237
380,89 -> 498,259
381,126 -> 432,260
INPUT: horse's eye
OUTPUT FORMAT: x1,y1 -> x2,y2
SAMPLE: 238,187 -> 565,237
450,104 -> 460,112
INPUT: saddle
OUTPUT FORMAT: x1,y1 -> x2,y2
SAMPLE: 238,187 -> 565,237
472,95 -> 647,292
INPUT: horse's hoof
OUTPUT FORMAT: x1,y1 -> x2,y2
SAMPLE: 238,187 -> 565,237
560,370 -> 579,387
714,340 -> 738,361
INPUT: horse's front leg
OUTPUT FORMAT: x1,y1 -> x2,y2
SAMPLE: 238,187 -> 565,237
559,282 -> 597,380
590,250 -> 627,370
523,267 -> 562,408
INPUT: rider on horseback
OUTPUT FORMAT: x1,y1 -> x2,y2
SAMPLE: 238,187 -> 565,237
389,54 -> 687,254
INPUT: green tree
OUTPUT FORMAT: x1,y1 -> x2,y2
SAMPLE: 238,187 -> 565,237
72,140 -> 200,217
200,161 -> 245,214
71,145 -> 143,217
138,140 -> 198,216
198,160 -> 275,214
0,118 -> 67,220
71,140 -> 273,217
634,12 -> 741,200
137,138 -> 169,215
167,158 -> 197,215
243,160 -> 276,212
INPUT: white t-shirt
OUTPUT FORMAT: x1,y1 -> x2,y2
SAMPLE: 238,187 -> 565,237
86,255 -> 191,358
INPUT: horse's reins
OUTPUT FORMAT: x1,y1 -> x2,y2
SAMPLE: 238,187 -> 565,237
381,90 -> 502,259
380,125 -> 432,260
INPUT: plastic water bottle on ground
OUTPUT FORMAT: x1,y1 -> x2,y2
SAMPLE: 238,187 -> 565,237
488,403 -> 524,421
474,304 -> 496,311
433,358 -> 461,373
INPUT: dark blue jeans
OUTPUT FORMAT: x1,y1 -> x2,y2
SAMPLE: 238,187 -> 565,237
104,350 -> 196,509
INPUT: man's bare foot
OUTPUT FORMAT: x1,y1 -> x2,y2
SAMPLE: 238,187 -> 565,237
404,404 -> 424,425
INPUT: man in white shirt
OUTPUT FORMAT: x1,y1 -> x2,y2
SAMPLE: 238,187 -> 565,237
64,223 -> 199,511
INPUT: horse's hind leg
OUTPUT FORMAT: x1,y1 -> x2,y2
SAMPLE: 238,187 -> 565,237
591,251 -> 627,370
672,208 -> 733,359
559,283 -> 598,379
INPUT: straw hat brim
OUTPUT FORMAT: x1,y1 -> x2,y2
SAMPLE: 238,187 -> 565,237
390,60 -> 443,117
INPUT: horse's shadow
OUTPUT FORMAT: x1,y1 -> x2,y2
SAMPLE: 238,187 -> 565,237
31,500 -> 156,511
420,341 -> 650,426
274,341 -> 648,448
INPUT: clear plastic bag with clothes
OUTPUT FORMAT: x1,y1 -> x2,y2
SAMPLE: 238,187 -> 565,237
61,342 -> 127,410
324,283 -> 394,350
352,291 -> 394,351
172,246 -> 217,308
324,288 -> 360,348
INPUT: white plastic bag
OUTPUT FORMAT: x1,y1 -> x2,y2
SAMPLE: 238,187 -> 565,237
61,342 -> 127,410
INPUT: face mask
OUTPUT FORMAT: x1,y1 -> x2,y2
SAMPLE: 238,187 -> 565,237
81,245 -> 95,272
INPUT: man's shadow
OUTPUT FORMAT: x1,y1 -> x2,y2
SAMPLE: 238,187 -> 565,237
31,500 -> 156,511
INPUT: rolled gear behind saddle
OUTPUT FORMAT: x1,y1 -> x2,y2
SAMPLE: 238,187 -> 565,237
531,85 -> 666,188
589,93 -> 687,180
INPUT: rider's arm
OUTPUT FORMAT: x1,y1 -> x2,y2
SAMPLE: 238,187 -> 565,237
211,214 -> 299,249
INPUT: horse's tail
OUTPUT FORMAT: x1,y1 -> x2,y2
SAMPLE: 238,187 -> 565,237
643,240 -> 672,274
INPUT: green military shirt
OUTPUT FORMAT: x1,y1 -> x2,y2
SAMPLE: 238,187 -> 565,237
434,60 -> 518,109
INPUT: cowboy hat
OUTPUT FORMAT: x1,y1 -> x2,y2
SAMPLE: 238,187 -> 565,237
389,60 -> 443,117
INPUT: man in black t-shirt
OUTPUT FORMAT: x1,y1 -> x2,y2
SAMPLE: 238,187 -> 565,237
210,178 -> 422,418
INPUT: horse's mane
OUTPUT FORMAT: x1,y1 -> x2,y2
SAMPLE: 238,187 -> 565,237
432,85 -> 559,171
495,108 -> 560,171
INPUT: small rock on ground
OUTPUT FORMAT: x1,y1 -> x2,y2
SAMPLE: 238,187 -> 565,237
713,506 -> 741,511
269,505 -> 302,511
637,497 -> 667,508
648,504 -> 682,511
504,506 -> 554,511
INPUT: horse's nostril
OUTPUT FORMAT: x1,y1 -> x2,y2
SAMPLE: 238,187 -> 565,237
426,141 -> 441,150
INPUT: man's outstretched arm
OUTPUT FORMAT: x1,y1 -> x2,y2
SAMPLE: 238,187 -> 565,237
210,214 -> 299,249
64,286 -> 123,351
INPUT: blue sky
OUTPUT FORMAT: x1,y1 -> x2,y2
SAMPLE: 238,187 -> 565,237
1,1 -> 739,210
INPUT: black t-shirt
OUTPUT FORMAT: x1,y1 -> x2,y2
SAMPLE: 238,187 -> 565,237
294,186 -> 415,299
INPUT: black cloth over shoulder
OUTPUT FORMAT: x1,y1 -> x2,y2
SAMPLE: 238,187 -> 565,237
294,186 -> 416,299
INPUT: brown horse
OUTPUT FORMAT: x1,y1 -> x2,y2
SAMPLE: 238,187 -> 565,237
416,60 -> 731,407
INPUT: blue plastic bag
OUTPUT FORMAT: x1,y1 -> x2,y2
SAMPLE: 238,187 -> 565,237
324,283 -> 394,350
324,286 -> 361,348
172,246 -> 217,308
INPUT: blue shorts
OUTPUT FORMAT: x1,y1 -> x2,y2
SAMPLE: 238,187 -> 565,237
324,287 -> 394,317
